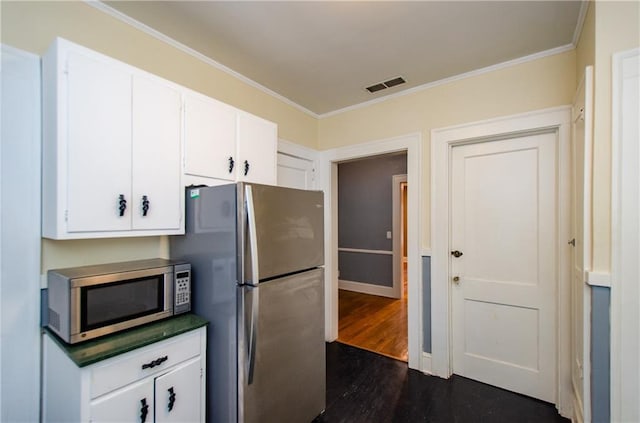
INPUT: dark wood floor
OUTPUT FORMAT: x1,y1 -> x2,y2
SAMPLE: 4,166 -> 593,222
313,342 -> 569,423
338,289 -> 408,361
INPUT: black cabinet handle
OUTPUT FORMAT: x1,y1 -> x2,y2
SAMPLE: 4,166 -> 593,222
141,355 -> 168,370
228,156 -> 235,173
140,398 -> 149,423
118,194 -> 127,217
142,195 -> 150,217
244,160 -> 250,176
168,387 -> 176,412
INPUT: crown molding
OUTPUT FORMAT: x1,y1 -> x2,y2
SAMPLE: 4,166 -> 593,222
572,1 -> 590,48
85,0 -> 320,119
319,43 -> 575,119
87,0 -> 578,121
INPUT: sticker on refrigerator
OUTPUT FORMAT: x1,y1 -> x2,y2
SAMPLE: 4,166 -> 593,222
190,189 -> 200,199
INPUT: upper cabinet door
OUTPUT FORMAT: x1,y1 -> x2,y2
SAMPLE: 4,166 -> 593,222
183,93 -> 237,181
65,51 -> 132,233
43,38 -> 185,239
237,112 -> 277,185
132,75 -> 183,231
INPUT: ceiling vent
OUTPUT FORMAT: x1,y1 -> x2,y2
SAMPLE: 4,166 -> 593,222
365,76 -> 406,93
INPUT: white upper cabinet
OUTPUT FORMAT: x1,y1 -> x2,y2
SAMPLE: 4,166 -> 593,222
236,111 -> 277,184
132,75 -> 183,231
64,49 -> 133,234
42,37 -> 279,239
42,38 -> 184,239
183,92 -> 237,181
183,91 -> 278,186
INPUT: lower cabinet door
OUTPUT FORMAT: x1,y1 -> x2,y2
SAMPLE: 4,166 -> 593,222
155,357 -> 202,423
90,378 -> 155,423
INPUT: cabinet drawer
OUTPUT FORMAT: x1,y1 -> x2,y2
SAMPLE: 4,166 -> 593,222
91,329 -> 201,398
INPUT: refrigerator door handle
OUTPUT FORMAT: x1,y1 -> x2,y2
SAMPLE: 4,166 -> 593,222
245,185 -> 260,287
246,285 -> 259,385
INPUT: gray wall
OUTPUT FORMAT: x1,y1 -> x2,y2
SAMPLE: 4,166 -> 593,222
591,286 -> 610,423
338,153 -> 407,287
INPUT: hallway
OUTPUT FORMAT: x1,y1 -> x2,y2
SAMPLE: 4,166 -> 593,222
337,289 -> 408,362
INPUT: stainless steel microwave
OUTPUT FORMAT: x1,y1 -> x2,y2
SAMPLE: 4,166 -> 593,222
46,258 -> 191,344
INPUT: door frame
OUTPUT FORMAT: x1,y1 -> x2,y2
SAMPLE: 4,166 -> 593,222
431,106 -> 572,415
393,174 -> 408,299
611,47 -> 640,423
320,133 -> 422,370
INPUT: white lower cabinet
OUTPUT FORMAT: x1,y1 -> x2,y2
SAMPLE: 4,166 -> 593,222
43,327 -> 206,423
90,358 -> 201,423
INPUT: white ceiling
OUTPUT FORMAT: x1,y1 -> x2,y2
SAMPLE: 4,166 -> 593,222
103,1 -> 585,116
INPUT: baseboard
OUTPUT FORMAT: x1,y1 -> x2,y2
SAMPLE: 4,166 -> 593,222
421,352 -> 432,375
339,280 -> 398,298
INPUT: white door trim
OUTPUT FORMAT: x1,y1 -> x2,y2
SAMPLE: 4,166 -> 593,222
393,174 -> 408,299
431,106 -> 572,416
611,47 -> 640,423
320,133 -> 422,370
571,65 -> 594,423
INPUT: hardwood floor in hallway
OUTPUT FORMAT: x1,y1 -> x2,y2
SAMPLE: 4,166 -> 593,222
337,289 -> 408,361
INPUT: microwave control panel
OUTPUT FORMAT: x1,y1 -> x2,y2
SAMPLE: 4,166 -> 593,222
174,263 -> 191,314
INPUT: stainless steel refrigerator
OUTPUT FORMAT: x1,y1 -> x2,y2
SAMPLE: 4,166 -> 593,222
170,183 -> 325,423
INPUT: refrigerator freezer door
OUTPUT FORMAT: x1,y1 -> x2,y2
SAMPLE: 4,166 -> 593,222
244,184 -> 324,280
240,268 -> 325,423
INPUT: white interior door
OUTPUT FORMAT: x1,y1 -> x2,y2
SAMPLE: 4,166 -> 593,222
451,132 -> 557,402
277,153 -> 314,190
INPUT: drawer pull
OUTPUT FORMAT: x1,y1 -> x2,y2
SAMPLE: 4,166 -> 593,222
141,355 -> 168,370
168,387 -> 176,412
140,398 -> 149,423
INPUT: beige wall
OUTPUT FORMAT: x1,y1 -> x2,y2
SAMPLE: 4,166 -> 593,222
1,1 -> 317,273
5,0 -> 632,269
318,50 -> 577,250
591,1 -> 640,271
576,2 -> 596,75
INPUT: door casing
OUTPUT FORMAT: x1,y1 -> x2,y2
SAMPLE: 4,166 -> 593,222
431,106 -> 572,417
320,133 -> 423,370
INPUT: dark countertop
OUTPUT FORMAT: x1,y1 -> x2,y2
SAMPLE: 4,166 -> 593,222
44,313 -> 208,367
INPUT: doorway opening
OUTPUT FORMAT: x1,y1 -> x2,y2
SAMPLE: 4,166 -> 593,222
335,153 -> 408,362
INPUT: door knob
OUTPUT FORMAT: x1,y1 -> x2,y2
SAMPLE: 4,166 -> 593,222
451,250 -> 463,258
453,276 -> 460,284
